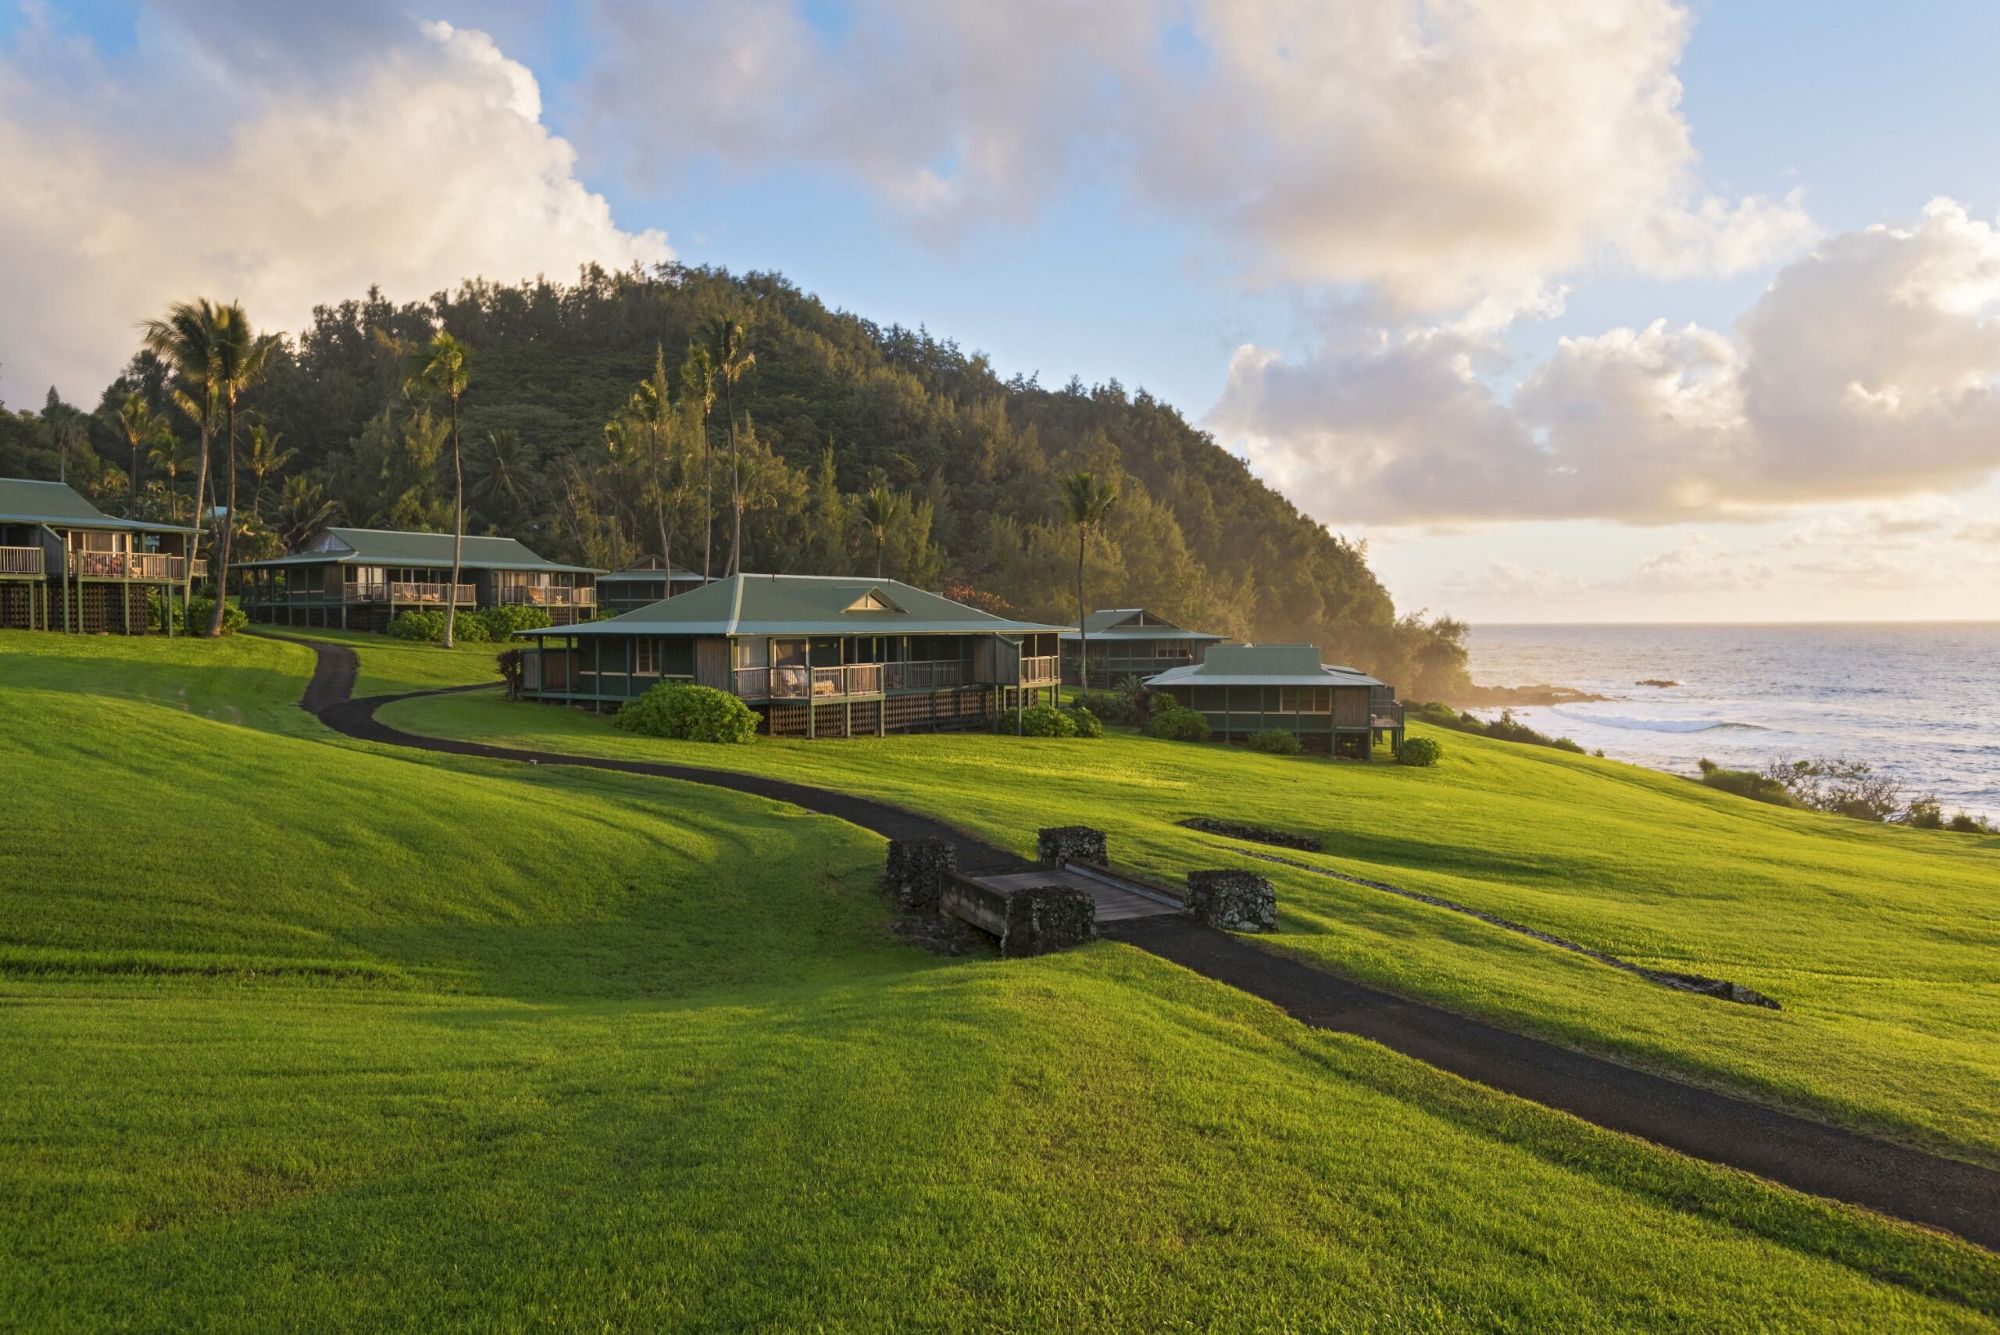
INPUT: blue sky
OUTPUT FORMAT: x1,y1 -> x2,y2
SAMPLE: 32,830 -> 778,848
7,1 -> 2000,621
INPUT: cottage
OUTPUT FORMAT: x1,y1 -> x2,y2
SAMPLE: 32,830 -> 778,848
1062,608 -> 1226,688
1146,644 -> 1405,758
237,527 -> 600,629
0,478 -> 198,633
516,573 -> 1065,738
597,556 -> 710,615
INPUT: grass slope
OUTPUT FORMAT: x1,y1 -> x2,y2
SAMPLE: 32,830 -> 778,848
383,674 -> 2000,1165
3,632 -> 1997,1329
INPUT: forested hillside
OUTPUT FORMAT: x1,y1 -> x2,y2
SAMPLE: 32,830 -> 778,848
1,265 -> 1469,696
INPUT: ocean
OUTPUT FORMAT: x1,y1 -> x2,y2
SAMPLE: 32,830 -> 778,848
1464,623 -> 2000,824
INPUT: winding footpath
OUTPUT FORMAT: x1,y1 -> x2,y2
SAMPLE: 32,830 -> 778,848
288,636 -> 1999,1253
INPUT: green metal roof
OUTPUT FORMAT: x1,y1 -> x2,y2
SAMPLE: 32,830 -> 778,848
1145,644 -> 1386,689
599,562 -> 706,584
0,478 -> 191,534
1061,607 -> 1224,643
522,573 -> 1064,638
238,526 -> 597,574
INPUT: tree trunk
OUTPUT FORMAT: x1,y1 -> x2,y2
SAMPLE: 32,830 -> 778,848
446,393 -> 462,649
131,443 -> 140,507
183,412 -> 209,631
724,383 -> 742,576
700,405 -> 712,581
1075,527 -> 1088,692
876,536 -> 885,578
207,398 -> 238,637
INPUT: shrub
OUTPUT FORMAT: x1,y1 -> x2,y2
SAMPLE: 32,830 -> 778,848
1412,703 -> 1581,754
1066,705 -> 1104,739
1019,704 -> 1078,738
388,608 -> 491,644
1399,736 -> 1443,767
613,683 -> 759,744
1695,758 -> 1796,807
1246,729 -> 1301,756
1072,689 -> 1130,726
151,594 -> 246,635
1145,703 -> 1210,743
1946,812 -> 1998,834
479,604 -> 553,638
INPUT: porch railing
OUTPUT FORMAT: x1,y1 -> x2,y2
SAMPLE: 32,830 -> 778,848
1019,654 -> 1059,685
733,658 -> 970,699
67,551 -> 190,580
499,585 -> 596,607
1370,702 -> 1405,730
0,546 -> 43,575
390,581 -> 475,604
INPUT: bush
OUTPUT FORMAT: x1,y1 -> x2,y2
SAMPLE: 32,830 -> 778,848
1019,704 -> 1078,738
1072,689 -> 1130,726
1246,729 -> 1301,756
1399,735 -> 1443,767
613,682 -> 759,744
387,608 -> 491,643
1696,758 -> 1796,806
150,594 -> 246,635
1411,703 -> 1581,753
1947,812 -> 1998,834
1066,705 -> 1104,739
479,604 -> 553,638
1145,703 -> 1210,743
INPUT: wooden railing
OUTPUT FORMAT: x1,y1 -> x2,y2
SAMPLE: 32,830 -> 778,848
734,659 -> 970,699
499,585 -> 595,607
1019,654 -> 1059,685
390,581 -> 475,604
1370,702 -> 1405,730
0,546 -> 43,575
67,552 -> 190,580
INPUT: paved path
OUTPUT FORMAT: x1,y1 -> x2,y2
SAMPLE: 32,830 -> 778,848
283,635 -> 2000,1252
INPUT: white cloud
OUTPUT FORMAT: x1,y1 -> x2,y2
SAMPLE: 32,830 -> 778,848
0,13 -> 670,404
1211,201 -> 2000,525
1624,532 -> 1774,592
582,0 -> 1808,304
1442,559 -> 1590,601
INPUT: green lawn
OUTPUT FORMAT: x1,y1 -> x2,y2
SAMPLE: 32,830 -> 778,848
382,674 -> 2000,1167
3,631 -> 1997,1329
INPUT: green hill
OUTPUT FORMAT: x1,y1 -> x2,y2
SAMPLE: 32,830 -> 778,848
2,267 -> 1469,699
3,633 -> 1997,1328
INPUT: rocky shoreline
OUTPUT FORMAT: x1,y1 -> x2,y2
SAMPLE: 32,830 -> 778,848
1441,682 -> 1608,708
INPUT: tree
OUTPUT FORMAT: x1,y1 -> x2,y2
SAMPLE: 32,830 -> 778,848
857,484 -> 900,578
1059,470 -> 1120,688
610,345 -> 686,576
677,343 -> 714,580
205,304 -> 280,636
242,424 -> 293,521
704,318 -> 754,575
146,434 -> 196,523
405,332 -> 471,647
140,299 -> 224,618
113,392 -> 168,508
273,474 -> 339,548
468,428 -> 539,533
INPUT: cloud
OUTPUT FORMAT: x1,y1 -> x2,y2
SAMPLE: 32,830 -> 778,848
1211,200 -> 2000,525
1442,559 -> 1590,601
1624,533 -> 1774,592
582,0 -> 1808,303
0,12 -> 669,404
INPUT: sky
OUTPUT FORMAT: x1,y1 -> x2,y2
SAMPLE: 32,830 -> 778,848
4,1 -> 1999,623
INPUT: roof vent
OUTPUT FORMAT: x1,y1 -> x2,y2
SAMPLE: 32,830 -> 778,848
845,588 -> 904,613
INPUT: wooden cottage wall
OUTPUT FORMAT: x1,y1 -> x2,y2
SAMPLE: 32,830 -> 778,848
694,637 -> 730,689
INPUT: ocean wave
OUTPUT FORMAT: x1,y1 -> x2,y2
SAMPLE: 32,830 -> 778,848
1559,713 -> 1768,734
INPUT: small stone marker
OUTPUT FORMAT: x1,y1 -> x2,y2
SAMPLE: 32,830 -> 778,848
884,837 -> 957,913
1037,825 -> 1108,868
1187,870 -> 1277,932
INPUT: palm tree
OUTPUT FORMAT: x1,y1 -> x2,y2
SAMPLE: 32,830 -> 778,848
274,475 -> 339,549
205,304 -> 280,636
242,424 -> 294,522
146,435 -> 196,524
619,345 -> 681,575
141,300 -> 224,619
704,318 -> 755,575
1059,470 -> 1120,690
677,343 -> 715,580
857,485 -> 900,578
469,428 -> 537,530
114,393 -> 167,508
405,332 -> 471,647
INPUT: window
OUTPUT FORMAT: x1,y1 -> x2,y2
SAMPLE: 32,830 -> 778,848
1193,686 -> 1228,712
635,639 -> 659,674
771,639 -> 807,668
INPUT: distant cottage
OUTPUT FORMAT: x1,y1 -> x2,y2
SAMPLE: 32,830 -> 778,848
1146,644 -> 1405,759
1062,607 -> 1226,688
596,556 -> 711,615
238,527 -> 600,630
516,573 -> 1065,738
0,478 -> 198,633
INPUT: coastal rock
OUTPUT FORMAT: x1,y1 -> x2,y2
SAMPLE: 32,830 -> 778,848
1635,678 -> 1681,688
1187,870 -> 1277,932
